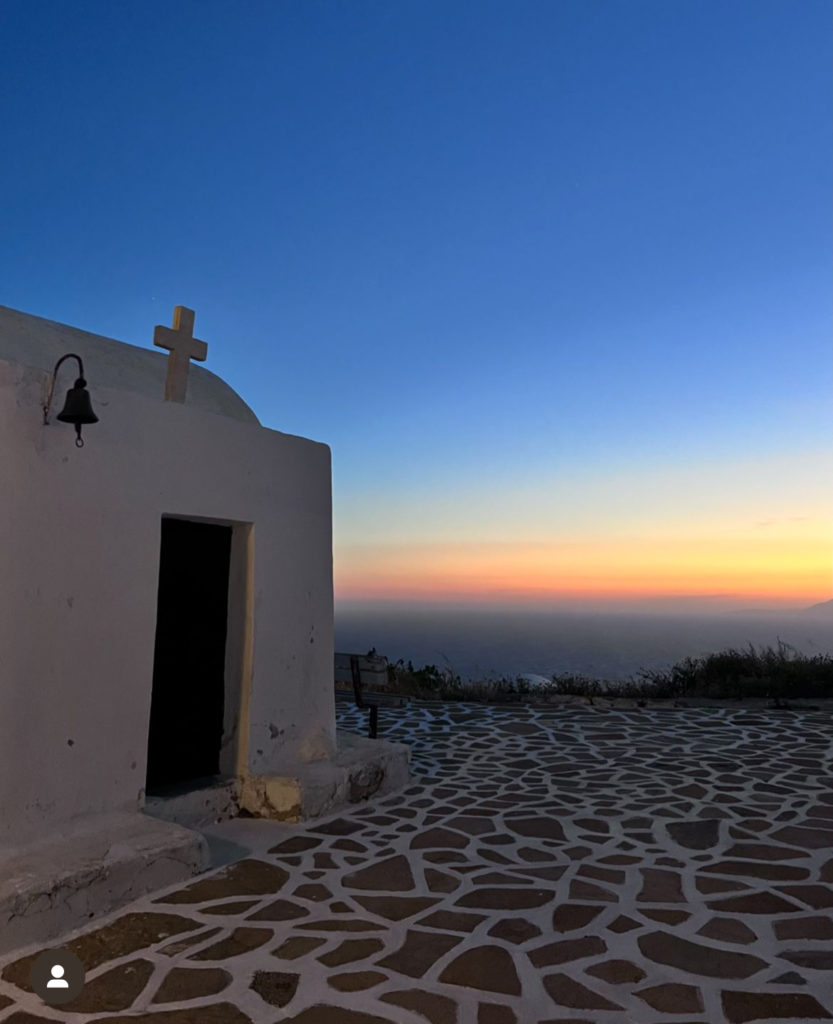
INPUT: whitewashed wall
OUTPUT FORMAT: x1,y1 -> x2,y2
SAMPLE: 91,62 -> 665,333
0,355 -> 334,847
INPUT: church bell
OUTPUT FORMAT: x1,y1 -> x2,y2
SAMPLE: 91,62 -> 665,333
55,375 -> 98,446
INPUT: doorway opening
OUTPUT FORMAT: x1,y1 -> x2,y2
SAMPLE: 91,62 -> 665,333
146,517 -> 232,794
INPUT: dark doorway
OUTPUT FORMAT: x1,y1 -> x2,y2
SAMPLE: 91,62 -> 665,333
146,518 -> 232,793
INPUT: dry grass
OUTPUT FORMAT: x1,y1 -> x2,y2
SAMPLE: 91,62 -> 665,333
373,641 -> 833,703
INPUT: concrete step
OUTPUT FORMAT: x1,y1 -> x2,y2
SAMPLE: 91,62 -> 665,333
0,812 -> 208,955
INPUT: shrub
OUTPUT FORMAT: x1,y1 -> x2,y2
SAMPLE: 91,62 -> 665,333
379,640 -> 833,702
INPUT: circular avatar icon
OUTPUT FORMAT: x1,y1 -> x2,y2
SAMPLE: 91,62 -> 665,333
28,948 -> 86,1005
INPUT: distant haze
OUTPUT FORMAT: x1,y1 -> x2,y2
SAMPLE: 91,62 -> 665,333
335,600 -> 833,683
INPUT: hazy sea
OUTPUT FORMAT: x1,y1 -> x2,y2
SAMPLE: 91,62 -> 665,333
334,603 -> 833,683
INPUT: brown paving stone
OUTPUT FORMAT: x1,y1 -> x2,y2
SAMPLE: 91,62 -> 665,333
376,929 -> 462,977
310,817 -> 366,835
543,974 -> 624,1011
477,1005 -> 517,1024
505,817 -> 566,840
421,909 -> 488,932
775,884 -> 833,908
770,825 -> 833,849
552,903 -> 604,932
585,959 -> 647,984
518,846 -> 554,862
636,983 -> 704,1013
250,970 -> 300,1007
382,988 -> 458,1024
637,868 -> 686,901
292,883 -> 333,902
446,815 -> 495,835
202,900 -> 260,915
568,879 -> 617,902
0,996 -> 12,1011
269,836 -> 324,853
53,957 -> 153,1012
488,917 -> 542,943
152,967 -> 232,1003
424,850 -> 469,863
514,866 -> 566,881
5,1015 -> 62,1024
410,827 -> 471,849
331,839 -> 367,852
318,938 -> 386,966
297,919 -> 384,931
353,895 -> 440,920
3,913 -> 202,987
189,927 -> 273,960
706,891 -> 805,913
328,971 -> 387,991
439,944 -> 521,995
247,898 -> 310,921
535,1018 -> 594,1024
575,818 -> 609,834
696,876 -> 749,894
721,990 -> 833,1022
577,864 -> 625,883
771,970 -> 808,984
640,908 -> 691,924
456,886 -> 554,909
773,915 -> 833,940
158,859 -> 290,903
426,868 -> 461,893
159,927 -> 223,956
480,849 -> 515,865
342,854 -> 416,891
701,859 -> 810,880
608,914 -> 642,933
95,1006 -> 254,1023
697,917 -> 758,944
272,936 -> 327,959
474,870 -> 539,884
666,820 -> 720,849
314,851 -> 338,868
638,930 -> 767,978
281,1009 -> 394,1024
725,842 -> 809,860
528,935 -> 606,967
780,950 -> 833,970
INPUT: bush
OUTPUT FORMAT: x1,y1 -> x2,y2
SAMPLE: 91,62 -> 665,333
635,640 -> 833,700
379,640 -> 833,702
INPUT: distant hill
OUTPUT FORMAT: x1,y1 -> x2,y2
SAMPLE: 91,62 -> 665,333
805,599 -> 833,615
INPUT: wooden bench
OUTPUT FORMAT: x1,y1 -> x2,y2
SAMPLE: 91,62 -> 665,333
350,655 -> 380,738
335,652 -> 407,739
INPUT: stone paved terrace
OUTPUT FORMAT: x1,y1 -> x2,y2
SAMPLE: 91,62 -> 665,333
1,697 -> 832,1023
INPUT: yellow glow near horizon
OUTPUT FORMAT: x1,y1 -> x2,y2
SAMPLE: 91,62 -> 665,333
334,449 -> 832,608
335,519 -> 831,607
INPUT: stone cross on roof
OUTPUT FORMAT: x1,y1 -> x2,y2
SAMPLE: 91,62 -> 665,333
153,306 -> 208,403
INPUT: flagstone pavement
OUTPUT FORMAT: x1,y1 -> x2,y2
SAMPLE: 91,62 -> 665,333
1,697 -> 832,1023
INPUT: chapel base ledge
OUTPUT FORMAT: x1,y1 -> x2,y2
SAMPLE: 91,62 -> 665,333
0,812 -> 209,957
240,729 -> 411,823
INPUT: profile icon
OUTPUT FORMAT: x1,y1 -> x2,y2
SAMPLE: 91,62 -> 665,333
28,948 -> 85,1004
46,964 -> 69,988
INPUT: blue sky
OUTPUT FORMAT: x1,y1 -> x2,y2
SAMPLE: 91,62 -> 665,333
2,1 -> 830,608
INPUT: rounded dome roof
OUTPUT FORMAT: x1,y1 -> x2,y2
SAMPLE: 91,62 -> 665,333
0,305 -> 260,425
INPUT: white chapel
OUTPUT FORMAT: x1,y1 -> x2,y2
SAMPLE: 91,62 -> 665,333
0,304 -> 408,952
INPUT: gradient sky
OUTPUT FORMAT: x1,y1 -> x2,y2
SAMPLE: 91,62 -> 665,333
2,0 -> 830,611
